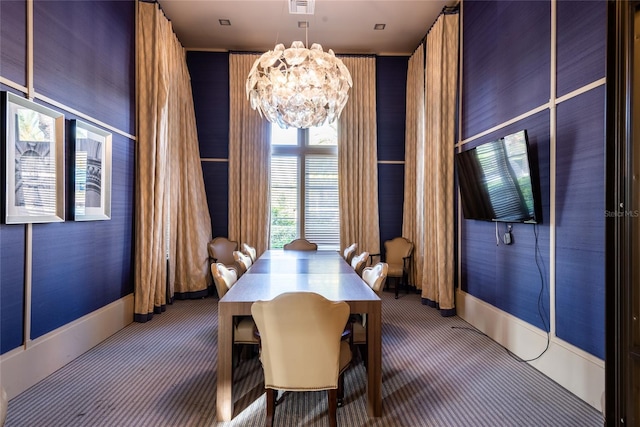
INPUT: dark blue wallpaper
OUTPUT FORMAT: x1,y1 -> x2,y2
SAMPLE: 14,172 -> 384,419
556,1 -> 606,97
188,51 -> 231,237
555,87 -> 605,359
377,163 -> 405,252
0,225 -> 26,353
33,0 -> 135,134
187,51 -> 230,160
0,0 -> 27,86
376,56 -> 407,254
462,1 -> 550,140
202,161 -> 230,239
376,56 -> 408,162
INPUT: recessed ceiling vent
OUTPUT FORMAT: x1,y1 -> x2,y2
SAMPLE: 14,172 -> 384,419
289,0 -> 315,15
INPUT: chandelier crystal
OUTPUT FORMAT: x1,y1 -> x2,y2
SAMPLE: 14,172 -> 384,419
246,41 -> 352,129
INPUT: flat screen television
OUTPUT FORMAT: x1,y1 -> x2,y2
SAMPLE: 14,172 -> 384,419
455,130 -> 540,223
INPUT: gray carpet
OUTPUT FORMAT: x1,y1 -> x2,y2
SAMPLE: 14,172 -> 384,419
4,291 -> 602,426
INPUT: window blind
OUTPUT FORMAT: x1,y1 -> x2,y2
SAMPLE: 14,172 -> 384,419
270,156 -> 298,248
305,155 -> 339,250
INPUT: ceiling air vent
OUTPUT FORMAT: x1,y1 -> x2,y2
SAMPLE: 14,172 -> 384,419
289,0 -> 315,15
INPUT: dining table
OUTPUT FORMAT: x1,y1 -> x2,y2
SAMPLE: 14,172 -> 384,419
216,249 -> 382,421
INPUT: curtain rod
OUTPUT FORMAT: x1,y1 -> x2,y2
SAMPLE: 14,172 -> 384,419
415,3 -> 460,52
229,50 -> 375,59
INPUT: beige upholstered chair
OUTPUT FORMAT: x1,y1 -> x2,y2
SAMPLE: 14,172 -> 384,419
207,236 -> 238,267
353,262 -> 388,367
342,243 -> 357,265
362,262 -> 389,296
242,242 -> 257,263
233,250 -> 253,277
384,237 -> 414,298
350,251 -> 369,277
211,262 -> 238,299
211,263 -> 258,365
283,238 -> 318,251
252,292 -> 352,427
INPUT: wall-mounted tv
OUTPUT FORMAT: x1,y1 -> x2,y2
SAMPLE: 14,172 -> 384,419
455,130 -> 540,223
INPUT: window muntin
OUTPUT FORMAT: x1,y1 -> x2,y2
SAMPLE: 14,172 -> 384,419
269,124 -> 339,250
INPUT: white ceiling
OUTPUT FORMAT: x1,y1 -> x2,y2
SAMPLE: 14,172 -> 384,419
158,0 -> 456,56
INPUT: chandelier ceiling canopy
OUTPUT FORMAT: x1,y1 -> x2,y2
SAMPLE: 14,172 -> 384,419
245,40 -> 352,129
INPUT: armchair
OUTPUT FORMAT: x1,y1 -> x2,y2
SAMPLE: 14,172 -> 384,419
383,237 -> 414,299
207,237 -> 238,267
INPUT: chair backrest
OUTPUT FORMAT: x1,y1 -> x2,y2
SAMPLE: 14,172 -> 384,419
233,250 -> 253,276
343,243 -> 357,265
208,237 -> 238,266
283,238 -> 318,251
362,262 -> 389,295
384,237 -> 413,266
251,292 -> 349,391
211,263 -> 238,299
350,251 -> 369,276
242,243 -> 257,262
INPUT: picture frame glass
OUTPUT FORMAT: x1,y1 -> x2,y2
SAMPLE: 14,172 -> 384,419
3,92 -> 65,224
73,120 -> 111,221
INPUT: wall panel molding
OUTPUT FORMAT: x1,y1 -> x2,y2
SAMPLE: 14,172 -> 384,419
0,294 -> 134,399
458,77 -> 606,149
457,289 -> 605,412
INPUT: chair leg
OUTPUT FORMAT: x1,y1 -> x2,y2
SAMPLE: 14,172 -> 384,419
360,343 -> 369,369
328,389 -> 338,427
402,270 -> 409,296
266,388 -> 276,427
395,276 -> 400,299
337,373 -> 345,407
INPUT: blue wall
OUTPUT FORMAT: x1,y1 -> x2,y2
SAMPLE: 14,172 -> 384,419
188,53 -> 407,250
188,52 -> 231,239
0,0 -> 135,353
460,0 -> 606,359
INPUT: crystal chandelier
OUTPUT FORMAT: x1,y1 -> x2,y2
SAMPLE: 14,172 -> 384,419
246,41 -> 352,129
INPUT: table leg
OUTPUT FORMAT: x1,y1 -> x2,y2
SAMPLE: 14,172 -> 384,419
366,302 -> 382,416
217,304 -> 234,421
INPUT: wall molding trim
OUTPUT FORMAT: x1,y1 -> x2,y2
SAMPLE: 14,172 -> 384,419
201,158 -> 229,162
457,77 -> 607,149
456,288 -> 605,412
0,294 -> 134,399
0,78 -> 135,140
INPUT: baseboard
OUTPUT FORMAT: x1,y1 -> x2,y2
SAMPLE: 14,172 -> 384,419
0,294 -> 134,399
456,289 -> 604,412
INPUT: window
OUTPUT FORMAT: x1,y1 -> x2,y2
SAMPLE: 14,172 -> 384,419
270,123 -> 340,250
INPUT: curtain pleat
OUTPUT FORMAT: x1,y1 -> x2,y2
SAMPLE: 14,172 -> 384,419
135,2 -> 212,322
422,13 -> 459,313
171,48 -> 214,297
228,54 -> 271,257
338,56 -> 380,258
402,44 -> 425,290
403,12 -> 458,315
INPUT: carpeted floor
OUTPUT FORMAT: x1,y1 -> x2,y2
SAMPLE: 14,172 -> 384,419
4,291 -> 602,426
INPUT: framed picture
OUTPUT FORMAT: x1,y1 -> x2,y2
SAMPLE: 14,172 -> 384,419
71,120 -> 112,221
1,91 -> 65,224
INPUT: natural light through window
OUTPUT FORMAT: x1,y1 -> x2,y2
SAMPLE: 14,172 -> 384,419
270,123 -> 340,250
